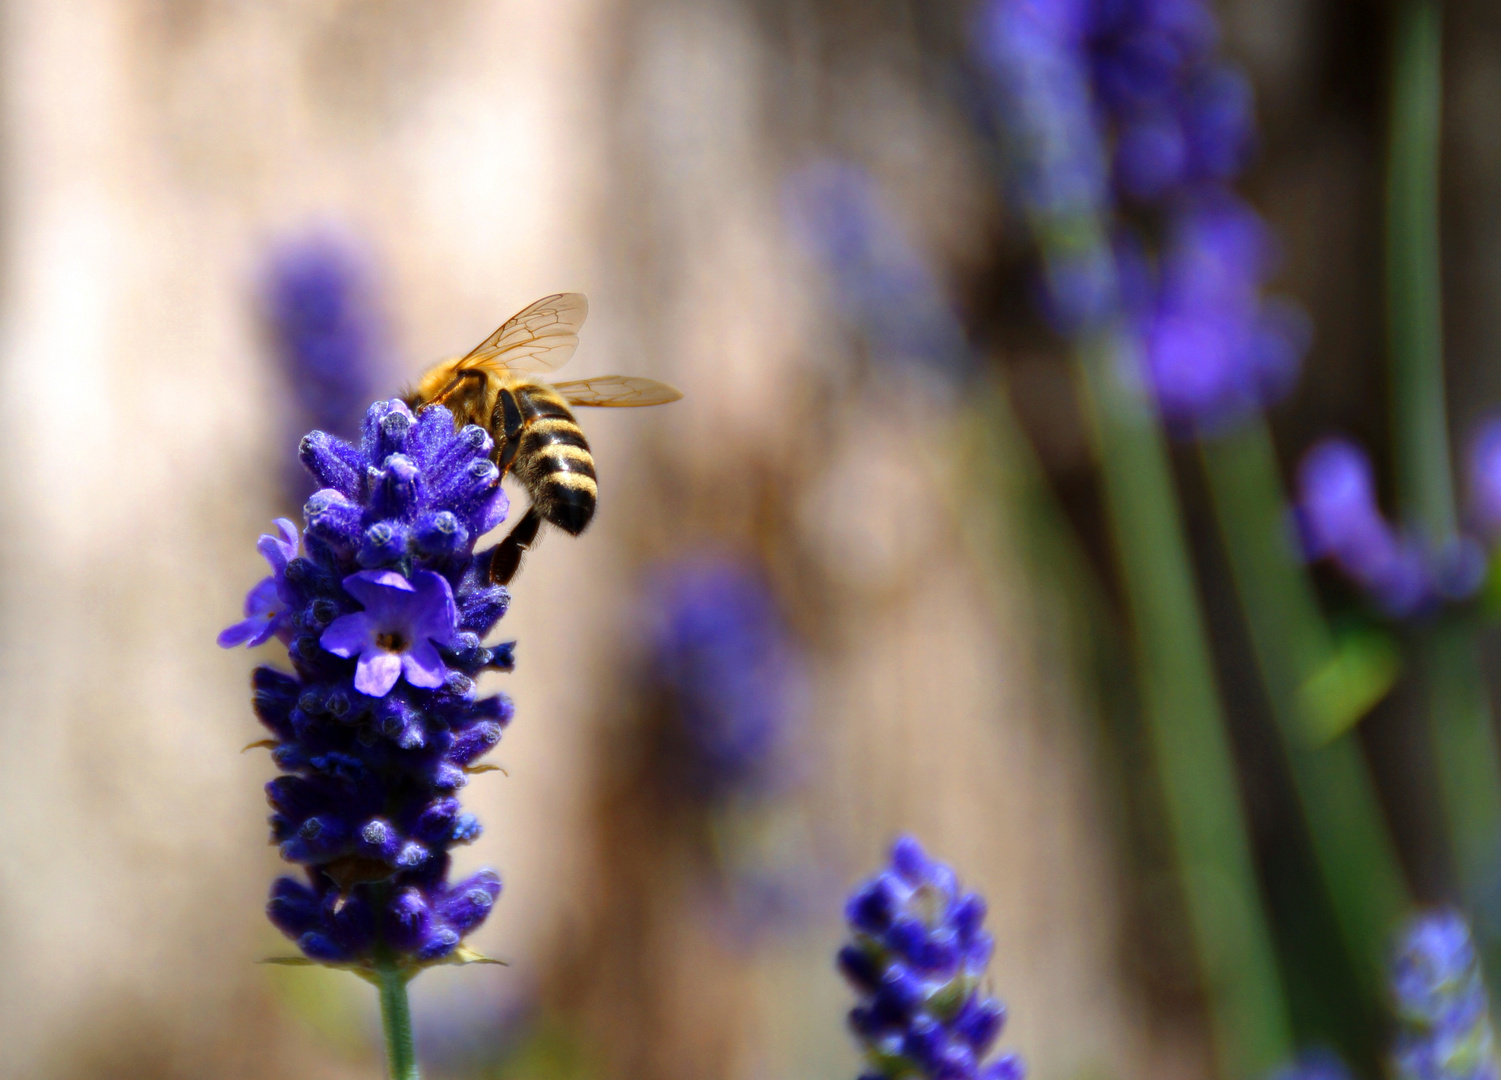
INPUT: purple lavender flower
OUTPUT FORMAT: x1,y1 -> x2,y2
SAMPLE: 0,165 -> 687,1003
1139,196 -> 1310,431
840,836 -> 1022,1080
649,556 -> 805,800
1467,418 -> 1501,541
1296,438 -> 1486,617
1088,2 -> 1255,199
1268,1049 -> 1354,1080
222,398 -> 515,970
973,0 -> 1309,432
783,161 -> 972,384
262,234 -> 383,440
218,518 -> 300,648
1390,910 -> 1500,1080
321,570 -> 458,697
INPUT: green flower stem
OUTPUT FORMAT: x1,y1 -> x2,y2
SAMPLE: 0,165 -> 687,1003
1386,0 -> 1501,920
1423,622 -> 1501,909
1073,329 -> 1292,1080
376,961 -> 420,1080
1387,0 -> 1450,537
1200,421 -> 1408,981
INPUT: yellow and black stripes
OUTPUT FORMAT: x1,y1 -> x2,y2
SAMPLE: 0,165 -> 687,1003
507,384 -> 598,535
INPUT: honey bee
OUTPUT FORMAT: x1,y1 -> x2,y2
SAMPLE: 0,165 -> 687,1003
405,293 -> 681,585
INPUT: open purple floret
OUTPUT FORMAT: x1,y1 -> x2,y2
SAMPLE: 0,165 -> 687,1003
221,399 -> 515,969
839,836 -> 1023,1080
218,518 -> 300,648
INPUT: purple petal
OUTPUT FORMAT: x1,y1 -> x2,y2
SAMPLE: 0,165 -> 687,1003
274,517 -> 299,551
343,569 -> 416,610
257,534 -> 288,574
355,651 -> 402,697
217,619 -> 260,649
220,578 -> 288,648
244,577 -> 282,617
258,518 -> 301,572
475,485 -> 510,534
401,641 -> 448,689
408,572 -> 458,645
321,612 -> 375,658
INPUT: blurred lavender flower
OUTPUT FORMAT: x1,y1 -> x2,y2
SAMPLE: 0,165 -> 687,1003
839,836 -> 1022,1080
1296,438 -> 1486,617
221,399 -> 515,970
1467,418 -> 1501,541
1088,0 -> 1254,200
261,233 -> 385,498
649,556 -> 806,800
1138,196 -> 1311,432
1296,438 -> 1434,617
1390,910 -> 1500,1080
973,0 -> 1309,432
784,160 -> 972,384
973,0 -> 1117,333
1268,1049 -> 1355,1080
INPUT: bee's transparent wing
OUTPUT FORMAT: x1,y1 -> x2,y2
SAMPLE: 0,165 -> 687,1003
459,293 -> 589,373
552,375 -> 684,407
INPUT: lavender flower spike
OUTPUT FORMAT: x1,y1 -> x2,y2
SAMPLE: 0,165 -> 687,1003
1269,1049 -> 1355,1080
1467,417 -> 1501,541
220,398 -> 514,976
262,234 -> 382,439
840,836 -> 1022,1080
1390,910 -> 1500,1080
649,556 -> 805,800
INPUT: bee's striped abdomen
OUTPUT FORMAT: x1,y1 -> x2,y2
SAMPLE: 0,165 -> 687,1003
514,383 -> 598,535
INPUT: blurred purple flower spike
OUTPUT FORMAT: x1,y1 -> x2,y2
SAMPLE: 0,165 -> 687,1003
1467,417 -> 1501,540
1268,1049 -> 1354,1080
650,555 -> 806,799
783,160 -> 971,384
1144,197 -> 1310,431
263,233 -> 384,439
974,0 -> 1305,434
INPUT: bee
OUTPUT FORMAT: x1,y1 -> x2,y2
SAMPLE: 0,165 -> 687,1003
405,293 -> 681,585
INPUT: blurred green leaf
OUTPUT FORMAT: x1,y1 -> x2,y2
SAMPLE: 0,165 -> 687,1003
1296,626 -> 1402,746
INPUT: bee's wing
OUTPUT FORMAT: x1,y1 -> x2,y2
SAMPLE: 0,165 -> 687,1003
459,293 -> 589,373
552,375 -> 684,407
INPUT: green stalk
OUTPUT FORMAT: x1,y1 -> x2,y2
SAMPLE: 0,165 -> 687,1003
1200,421 -> 1407,982
1385,0 -> 1501,919
1073,329 -> 1292,1079
1423,622 -> 1501,909
376,961 -> 420,1080
1387,0 -> 1451,537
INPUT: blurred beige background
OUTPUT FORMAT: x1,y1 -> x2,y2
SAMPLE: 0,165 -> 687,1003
0,2 -> 1186,1078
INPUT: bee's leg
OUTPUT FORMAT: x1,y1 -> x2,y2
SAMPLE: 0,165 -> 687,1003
489,508 -> 543,586
490,388 -> 524,477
